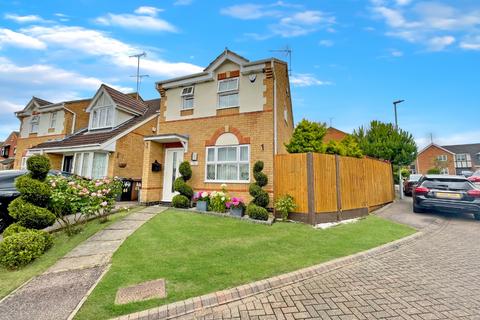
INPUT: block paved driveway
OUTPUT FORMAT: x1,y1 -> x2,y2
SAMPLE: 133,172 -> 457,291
178,199 -> 480,320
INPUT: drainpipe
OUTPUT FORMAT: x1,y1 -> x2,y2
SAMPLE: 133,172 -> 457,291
63,105 -> 77,135
272,60 -> 278,155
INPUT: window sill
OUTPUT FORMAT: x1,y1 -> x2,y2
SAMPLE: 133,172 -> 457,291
216,105 -> 239,110
204,180 -> 250,184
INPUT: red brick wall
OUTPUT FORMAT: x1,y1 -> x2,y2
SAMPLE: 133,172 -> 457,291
417,145 -> 455,174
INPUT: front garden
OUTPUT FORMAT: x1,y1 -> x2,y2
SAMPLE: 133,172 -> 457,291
75,210 -> 415,320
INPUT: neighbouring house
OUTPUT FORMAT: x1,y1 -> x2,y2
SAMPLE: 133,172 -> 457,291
141,49 -> 294,204
14,96 -> 91,170
323,127 -> 348,143
22,85 -> 160,200
416,143 -> 480,175
0,131 -> 19,170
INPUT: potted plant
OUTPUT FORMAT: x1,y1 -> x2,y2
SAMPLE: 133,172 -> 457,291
194,191 -> 209,211
227,197 -> 245,217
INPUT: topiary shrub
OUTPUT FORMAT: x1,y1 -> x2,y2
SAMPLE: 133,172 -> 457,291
26,155 -> 51,181
2,223 -> 28,238
33,230 -> 53,250
15,175 -> 51,207
0,231 -> 47,269
172,194 -> 190,208
172,161 -> 193,208
8,197 -> 56,229
248,161 -> 270,220
246,204 -> 269,221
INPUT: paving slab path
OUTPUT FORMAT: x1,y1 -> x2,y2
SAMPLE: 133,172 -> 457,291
0,206 -> 167,320
120,199 -> 480,320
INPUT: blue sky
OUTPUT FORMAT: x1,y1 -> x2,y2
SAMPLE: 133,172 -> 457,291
0,0 -> 479,148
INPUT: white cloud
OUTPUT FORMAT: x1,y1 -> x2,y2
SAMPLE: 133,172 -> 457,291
290,74 -> 332,87
0,100 -> 23,115
391,49 -> 403,56
319,39 -> 334,47
427,35 -> 455,51
220,4 -> 280,20
21,25 -> 203,77
395,0 -> 412,6
134,6 -> 163,16
416,130 -> 480,149
0,28 -> 46,49
95,7 -> 177,32
174,0 -> 193,5
4,14 -> 47,23
460,35 -> 480,50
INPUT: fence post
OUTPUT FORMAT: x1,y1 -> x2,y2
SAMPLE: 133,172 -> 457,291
306,153 -> 315,225
335,154 -> 342,221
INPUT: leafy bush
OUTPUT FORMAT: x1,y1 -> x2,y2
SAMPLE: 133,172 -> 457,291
275,195 -> 297,221
248,161 -> 269,220
2,223 -> 27,238
285,119 -> 327,153
26,155 -> 51,181
34,230 -> 53,250
15,175 -> 51,207
8,197 -> 56,229
209,190 -> 229,213
427,167 -> 441,174
0,231 -> 47,269
246,204 -> 269,221
173,161 -> 193,208
172,194 -> 190,208
179,161 -> 192,181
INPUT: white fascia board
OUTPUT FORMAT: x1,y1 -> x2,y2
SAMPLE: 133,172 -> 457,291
85,87 -> 105,112
161,73 -> 213,89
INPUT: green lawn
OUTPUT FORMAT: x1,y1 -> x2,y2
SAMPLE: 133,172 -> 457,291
75,210 -> 415,320
0,207 -> 140,299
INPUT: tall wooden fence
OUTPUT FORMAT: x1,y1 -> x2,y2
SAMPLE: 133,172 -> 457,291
274,153 -> 395,224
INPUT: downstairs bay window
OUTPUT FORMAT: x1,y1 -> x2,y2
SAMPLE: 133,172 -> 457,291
73,152 -> 109,179
205,145 -> 249,183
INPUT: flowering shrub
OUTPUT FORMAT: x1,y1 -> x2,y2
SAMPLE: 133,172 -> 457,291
209,191 -> 230,213
226,197 -> 245,210
193,191 -> 210,202
47,174 -> 122,234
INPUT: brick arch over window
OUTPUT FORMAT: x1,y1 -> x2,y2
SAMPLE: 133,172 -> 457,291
205,126 -> 250,146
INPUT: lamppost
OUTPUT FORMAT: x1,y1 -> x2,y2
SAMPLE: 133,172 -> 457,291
393,99 -> 405,199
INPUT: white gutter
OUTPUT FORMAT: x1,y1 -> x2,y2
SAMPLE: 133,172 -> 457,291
272,60 -> 278,155
63,105 -> 77,134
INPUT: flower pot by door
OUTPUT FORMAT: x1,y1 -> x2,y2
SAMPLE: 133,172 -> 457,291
196,200 -> 208,211
230,207 -> 244,217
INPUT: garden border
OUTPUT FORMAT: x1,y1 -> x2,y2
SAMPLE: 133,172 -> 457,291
173,207 -> 275,225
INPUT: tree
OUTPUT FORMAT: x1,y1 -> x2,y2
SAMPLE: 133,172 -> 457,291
285,119 -> 327,153
353,121 -> 417,167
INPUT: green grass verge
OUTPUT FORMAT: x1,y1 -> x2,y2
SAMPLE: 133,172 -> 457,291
75,210 -> 415,319
0,207 -> 141,299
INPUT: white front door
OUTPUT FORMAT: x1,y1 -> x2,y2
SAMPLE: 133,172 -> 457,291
162,148 -> 184,201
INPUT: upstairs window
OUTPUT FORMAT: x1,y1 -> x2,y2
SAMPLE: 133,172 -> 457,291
181,86 -> 194,110
49,111 -> 57,128
30,115 -> 39,133
218,78 -> 239,109
91,106 -> 113,129
436,154 -> 447,162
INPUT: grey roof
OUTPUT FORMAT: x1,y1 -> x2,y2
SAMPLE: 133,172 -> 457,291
442,143 -> 480,166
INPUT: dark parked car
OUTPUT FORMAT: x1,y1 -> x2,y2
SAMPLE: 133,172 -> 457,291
0,170 -> 72,232
413,174 -> 480,220
403,174 -> 422,196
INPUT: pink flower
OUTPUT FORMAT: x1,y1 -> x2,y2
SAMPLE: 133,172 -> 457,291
100,201 -> 108,207
226,202 -> 232,209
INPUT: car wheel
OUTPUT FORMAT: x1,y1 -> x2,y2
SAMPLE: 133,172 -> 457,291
474,214 -> 480,221
413,204 -> 424,213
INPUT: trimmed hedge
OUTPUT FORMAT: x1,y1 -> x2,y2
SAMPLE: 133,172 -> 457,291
179,161 -> 192,181
8,197 -> 56,229
0,231 -> 47,269
2,223 -> 28,238
15,175 -> 51,207
173,178 -> 194,199
246,204 -> 269,221
172,194 -> 190,208
26,155 -> 51,181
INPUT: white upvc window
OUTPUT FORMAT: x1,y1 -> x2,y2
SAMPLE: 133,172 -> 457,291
217,78 -> 239,109
440,167 -> 449,175
91,106 -> 113,129
49,111 -> 57,128
73,152 -> 109,179
437,154 -> 447,162
30,115 -> 39,133
205,145 -> 250,183
21,157 -> 28,170
455,154 -> 467,162
181,86 -> 194,110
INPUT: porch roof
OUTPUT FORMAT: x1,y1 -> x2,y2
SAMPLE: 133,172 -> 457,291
144,134 -> 189,151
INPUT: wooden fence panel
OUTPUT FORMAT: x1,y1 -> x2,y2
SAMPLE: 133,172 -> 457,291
313,154 -> 338,213
274,153 -> 309,213
339,157 -> 368,210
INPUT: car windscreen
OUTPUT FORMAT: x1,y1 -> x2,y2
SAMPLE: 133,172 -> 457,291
0,172 -> 24,190
408,174 -> 422,182
421,179 -> 474,191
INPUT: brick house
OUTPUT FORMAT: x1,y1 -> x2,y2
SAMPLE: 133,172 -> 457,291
0,131 -> 19,170
141,49 -> 294,204
416,143 -> 480,175
14,96 -> 91,170
323,127 -> 348,143
23,85 -> 159,197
